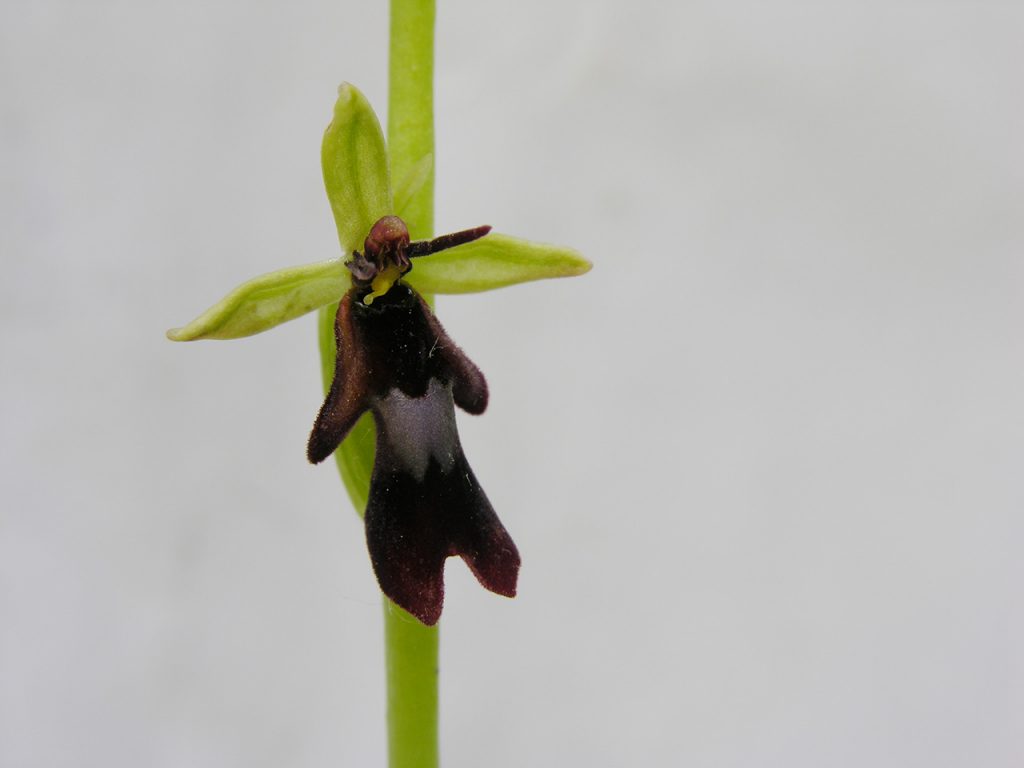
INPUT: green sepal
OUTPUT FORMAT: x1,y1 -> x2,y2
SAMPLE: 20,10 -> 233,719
322,83 -> 393,256
167,259 -> 349,341
405,233 -> 591,294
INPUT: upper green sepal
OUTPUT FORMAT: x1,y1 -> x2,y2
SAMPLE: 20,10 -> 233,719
405,233 -> 591,294
166,259 -> 349,341
322,83 -> 392,256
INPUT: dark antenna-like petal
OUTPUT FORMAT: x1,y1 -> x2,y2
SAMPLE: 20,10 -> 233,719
406,225 -> 491,258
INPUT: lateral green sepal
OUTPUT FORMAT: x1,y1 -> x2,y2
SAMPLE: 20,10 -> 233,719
167,259 -> 349,341
406,233 -> 591,294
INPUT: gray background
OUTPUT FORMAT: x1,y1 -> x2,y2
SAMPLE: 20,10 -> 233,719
2,1 -> 1022,766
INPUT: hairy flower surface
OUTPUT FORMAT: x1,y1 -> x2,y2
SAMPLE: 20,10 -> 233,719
309,216 -> 519,623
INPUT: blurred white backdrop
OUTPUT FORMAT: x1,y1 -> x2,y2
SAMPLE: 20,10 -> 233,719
2,1 -> 1022,766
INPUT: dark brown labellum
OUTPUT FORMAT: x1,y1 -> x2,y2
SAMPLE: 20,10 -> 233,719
308,218 -> 517,625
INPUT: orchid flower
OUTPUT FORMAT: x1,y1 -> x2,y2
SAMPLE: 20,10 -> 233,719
168,83 -> 589,624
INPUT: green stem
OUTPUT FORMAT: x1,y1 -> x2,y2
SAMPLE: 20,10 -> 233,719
384,3 -> 440,767
388,0 -> 435,241
384,600 -> 440,768
318,2 -> 439,765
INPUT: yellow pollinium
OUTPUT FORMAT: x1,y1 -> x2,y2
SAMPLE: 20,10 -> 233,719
363,264 -> 403,305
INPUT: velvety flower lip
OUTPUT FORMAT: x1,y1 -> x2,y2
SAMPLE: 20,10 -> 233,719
308,214 -> 492,462
167,82 -> 588,624
309,214 -> 513,624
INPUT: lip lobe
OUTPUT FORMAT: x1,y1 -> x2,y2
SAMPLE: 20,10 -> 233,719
309,282 -> 519,624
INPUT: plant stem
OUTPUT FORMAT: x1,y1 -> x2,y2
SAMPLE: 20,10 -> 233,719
388,0 -> 435,241
319,2 -> 439,764
385,2 -> 440,767
383,600 -> 439,768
